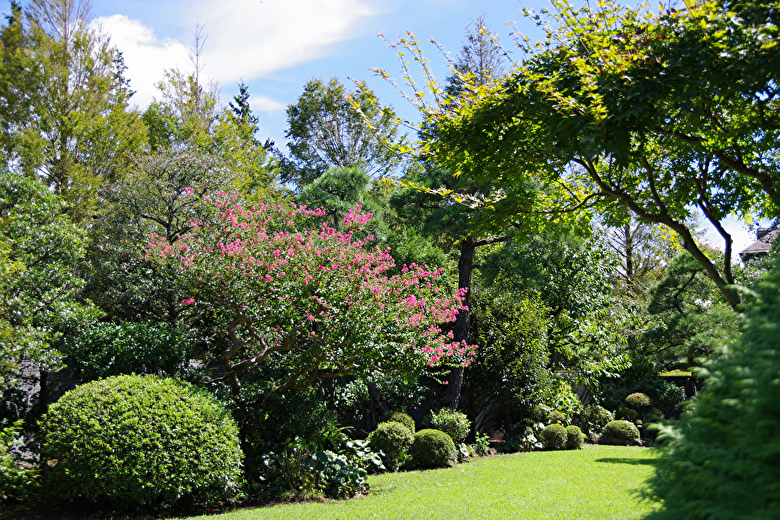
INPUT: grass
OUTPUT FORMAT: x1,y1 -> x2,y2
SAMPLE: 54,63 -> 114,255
182,445 -> 660,520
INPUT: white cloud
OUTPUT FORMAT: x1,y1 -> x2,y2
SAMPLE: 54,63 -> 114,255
94,0 -> 378,111
189,0 -> 379,85
251,95 -> 287,114
93,15 -> 191,108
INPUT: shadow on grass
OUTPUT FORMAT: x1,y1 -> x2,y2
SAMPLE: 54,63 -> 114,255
595,457 -> 658,466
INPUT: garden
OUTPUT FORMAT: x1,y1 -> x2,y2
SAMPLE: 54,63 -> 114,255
2,0 -> 780,518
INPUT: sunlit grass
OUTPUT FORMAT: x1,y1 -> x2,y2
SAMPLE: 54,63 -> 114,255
184,445 -> 660,520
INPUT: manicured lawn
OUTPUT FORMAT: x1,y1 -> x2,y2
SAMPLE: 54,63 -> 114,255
184,445 -> 660,520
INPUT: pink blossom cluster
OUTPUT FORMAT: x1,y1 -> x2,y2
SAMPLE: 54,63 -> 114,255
148,191 -> 476,373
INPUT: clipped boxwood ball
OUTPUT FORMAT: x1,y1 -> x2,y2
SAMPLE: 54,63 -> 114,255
369,421 -> 414,471
541,423 -> 567,449
410,429 -> 457,469
599,420 -> 641,446
565,425 -> 584,450
40,375 -> 242,510
626,392 -> 652,409
382,411 -> 416,434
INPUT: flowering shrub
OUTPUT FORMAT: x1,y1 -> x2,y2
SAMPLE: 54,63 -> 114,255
148,193 -> 474,394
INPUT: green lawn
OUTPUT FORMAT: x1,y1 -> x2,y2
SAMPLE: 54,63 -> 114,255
185,445 -> 660,520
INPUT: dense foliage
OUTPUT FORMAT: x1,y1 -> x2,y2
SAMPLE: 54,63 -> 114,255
646,259 -> 780,519
66,321 -> 194,382
40,375 -> 242,510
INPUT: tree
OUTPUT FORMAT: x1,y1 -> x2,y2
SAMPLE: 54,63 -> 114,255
281,77 -> 401,186
84,148 -> 237,325
444,14 -> 507,97
149,193 -> 474,397
600,216 -> 682,297
420,0 -> 780,311
0,171 -> 100,416
644,257 -> 780,519
143,72 -> 280,201
0,0 -> 147,221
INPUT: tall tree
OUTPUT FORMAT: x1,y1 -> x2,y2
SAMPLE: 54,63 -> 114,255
421,0 -> 780,311
0,0 -> 147,221
282,77 -> 401,187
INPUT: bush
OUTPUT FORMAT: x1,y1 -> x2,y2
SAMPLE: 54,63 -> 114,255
599,420 -> 641,446
645,259 -> 780,519
410,429 -> 457,469
1,421 -> 37,501
383,411 -> 415,434
40,375 -> 242,510
66,321 -> 194,382
546,409 -> 566,425
579,404 -> 614,436
256,438 -> 368,501
541,423 -> 567,450
565,425 -> 583,450
625,392 -> 652,409
427,408 -> 471,443
368,421 -> 413,471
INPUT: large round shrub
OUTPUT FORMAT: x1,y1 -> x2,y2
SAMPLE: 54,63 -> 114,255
645,259 -> 780,519
410,429 -> 457,469
599,420 -> 641,446
565,425 -> 583,450
368,421 -> 413,471
40,375 -> 242,509
541,423 -> 567,449
383,411 -> 415,434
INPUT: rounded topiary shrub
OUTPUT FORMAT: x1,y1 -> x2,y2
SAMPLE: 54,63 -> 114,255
565,425 -> 583,450
368,421 -> 414,471
541,423 -> 567,450
383,411 -> 415,434
410,429 -> 457,469
427,408 -> 471,443
599,420 -> 641,446
40,375 -> 242,510
546,409 -> 566,425
625,392 -> 652,409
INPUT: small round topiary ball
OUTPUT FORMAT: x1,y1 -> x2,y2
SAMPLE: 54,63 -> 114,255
599,420 -> 641,446
410,429 -> 457,469
625,392 -> 652,409
565,425 -> 584,450
369,421 -> 414,471
383,411 -> 415,434
541,423 -> 567,450
40,374 -> 242,510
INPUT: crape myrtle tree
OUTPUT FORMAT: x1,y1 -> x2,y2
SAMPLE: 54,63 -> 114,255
149,192 -> 474,397
419,0 -> 780,312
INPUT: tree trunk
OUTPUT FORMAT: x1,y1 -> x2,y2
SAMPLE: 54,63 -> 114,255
444,236 -> 475,410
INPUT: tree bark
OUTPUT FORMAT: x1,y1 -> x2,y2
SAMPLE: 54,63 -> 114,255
444,236 -> 475,410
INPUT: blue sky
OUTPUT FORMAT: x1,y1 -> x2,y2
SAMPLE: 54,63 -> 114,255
9,0 -> 761,258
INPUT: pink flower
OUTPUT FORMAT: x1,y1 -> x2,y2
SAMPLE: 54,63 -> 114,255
182,298 -> 195,305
